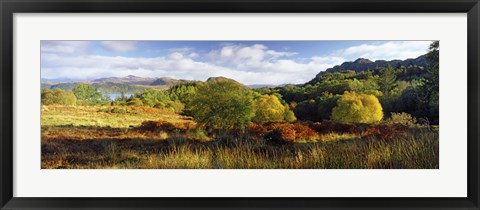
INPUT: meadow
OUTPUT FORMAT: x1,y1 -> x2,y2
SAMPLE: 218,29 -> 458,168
41,105 -> 439,169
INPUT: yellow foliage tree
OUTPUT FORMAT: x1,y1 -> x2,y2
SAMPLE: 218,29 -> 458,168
331,91 -> 383,124
253,94 -> 287,123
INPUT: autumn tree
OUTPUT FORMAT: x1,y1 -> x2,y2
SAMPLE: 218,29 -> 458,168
253,94 -> 286,123
41,88 -> 77,105
331,91 -> 383,124
189,80 -> 255,132
284,109 -> 297,123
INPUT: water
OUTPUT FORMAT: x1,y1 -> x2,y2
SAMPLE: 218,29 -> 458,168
105,93 -> 133,100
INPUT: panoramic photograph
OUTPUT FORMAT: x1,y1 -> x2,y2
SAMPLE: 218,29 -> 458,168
41,40 -> 439,169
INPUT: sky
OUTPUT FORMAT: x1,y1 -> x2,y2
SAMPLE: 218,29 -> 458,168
41,40 -> 432,85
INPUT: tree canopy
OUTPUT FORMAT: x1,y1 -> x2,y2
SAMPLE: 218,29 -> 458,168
189,80 -> 255,131
331,91 -> 383,124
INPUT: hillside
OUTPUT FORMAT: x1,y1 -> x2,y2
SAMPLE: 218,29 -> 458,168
325,55 -> 425,73
151,77 -> 188,86
308,54 -> 426,85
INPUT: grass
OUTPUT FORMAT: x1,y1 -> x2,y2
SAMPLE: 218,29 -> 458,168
41,105 -> 191,129
41,105 -> 439,169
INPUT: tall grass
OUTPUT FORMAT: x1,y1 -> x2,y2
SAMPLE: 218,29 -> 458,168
42,129 -> 438,169
41,105 -> 438,169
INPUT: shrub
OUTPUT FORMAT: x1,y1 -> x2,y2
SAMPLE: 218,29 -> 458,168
41,88 -> 77,105
252,123 -> 318,142
264,129 -> 289,145
185,128 -> 211,142
165,100 -> 185,113
127,98 -> 143,106
307,120 -> 369,134
331,91 -> 383,124
362,124 -> 408,139
385,112 -> 417,127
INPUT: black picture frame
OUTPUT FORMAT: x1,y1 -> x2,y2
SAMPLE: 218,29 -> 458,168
1,0 -> 479,209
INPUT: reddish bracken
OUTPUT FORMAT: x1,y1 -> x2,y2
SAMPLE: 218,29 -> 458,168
362,124 -> 409,139
248,122 -> 318,142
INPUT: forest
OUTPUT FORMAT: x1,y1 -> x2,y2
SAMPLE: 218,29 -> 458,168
41,41 -> 439,169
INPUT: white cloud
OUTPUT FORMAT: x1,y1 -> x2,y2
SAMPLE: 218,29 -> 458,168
41,41 -> 431,85
41,51 -> 335,85
188,52 -> 199,58
100,41 -> 138,52
40,41 -> 90,55
337,41 -> 431,61
168,47 -> 194,53
311,56 -> 346,65
206,44 -> 298,69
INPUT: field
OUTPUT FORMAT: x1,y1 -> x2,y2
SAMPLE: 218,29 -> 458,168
41,105 -> 439,169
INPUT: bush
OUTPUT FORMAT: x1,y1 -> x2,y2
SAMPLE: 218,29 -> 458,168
385,112 -> 417,127
250,122 -> 318,142
165,100 -> 185,113
331,91 -> 383,124
306,120 -> 369,134
41,88 -> 77,105
362,124 -> 408,139
185,128 -> 211,142
264,129 -> 289,145
127,98 -> 143,106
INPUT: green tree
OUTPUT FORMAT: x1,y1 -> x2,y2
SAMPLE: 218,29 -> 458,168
426,41 -> 439,124
253,94 -> 286,123
72,84 -> 109,105
331,91 -> 383,124
189,80 -> 255,131
378,66 -> 397,95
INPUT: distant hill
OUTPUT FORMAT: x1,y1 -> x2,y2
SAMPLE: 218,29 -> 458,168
324,55 -> 426,74
247,84 -> 279,89
41,77 -> 77,83
308,54 -> 427,85
93,75 -> 157,85
206,76 -> 242,84
41,82 -> 148,94
150,77 -> 188,86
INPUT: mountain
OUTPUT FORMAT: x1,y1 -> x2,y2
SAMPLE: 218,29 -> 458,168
206,76 -> 241,84
93,75 -> 157,85
150,77 -> 188,86
323,55 -> 426,74
41,77 -> 77,83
